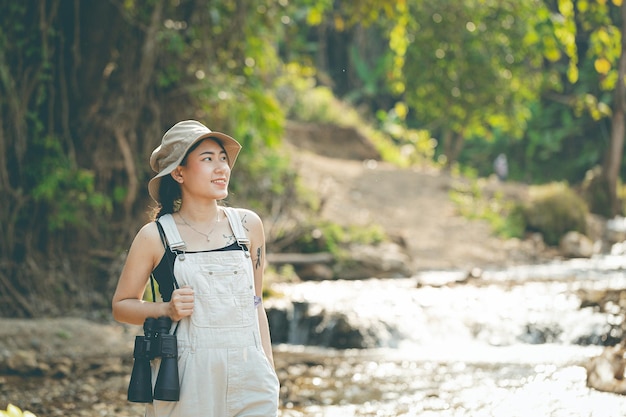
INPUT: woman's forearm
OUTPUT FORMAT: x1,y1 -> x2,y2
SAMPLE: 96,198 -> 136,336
112,298 -> 170,326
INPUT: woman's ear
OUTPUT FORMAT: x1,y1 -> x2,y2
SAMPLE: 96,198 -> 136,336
170,168 -> 184,183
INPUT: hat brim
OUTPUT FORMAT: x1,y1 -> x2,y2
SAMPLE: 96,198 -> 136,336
148,132 -> 241,203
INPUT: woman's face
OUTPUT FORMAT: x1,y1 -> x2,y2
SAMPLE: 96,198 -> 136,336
175,139 -> 231,201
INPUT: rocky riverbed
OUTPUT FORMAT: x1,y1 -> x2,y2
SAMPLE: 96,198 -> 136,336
4,129 -> 626,416
3,252 -> 626,417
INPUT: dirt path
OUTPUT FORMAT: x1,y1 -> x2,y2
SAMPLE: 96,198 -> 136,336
289,149 -> 534,271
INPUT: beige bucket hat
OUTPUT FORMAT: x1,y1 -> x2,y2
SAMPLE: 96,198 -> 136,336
148,120 -> 242,203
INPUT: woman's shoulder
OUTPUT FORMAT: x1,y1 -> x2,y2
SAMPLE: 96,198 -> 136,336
223,207 -> 260,222
138,220 -> 161,235
132,220 -> 164,248
232,207 -> 260,218
226,207 -> 264,233
125,221 -> 166,267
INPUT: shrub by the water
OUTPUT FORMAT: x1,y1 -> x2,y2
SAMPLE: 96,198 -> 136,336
521,182 -> 588,246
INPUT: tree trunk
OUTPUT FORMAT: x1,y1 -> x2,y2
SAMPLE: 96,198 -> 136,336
450,131 -> 466,165
442,130 -> 465,168
441,129 -> 453,168
603,1 -> 626,216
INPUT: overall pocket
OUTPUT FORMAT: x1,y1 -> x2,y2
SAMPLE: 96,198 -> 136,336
191,265 -> 255,328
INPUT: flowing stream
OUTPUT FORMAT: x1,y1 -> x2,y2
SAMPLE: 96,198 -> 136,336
273,254 -> 626,417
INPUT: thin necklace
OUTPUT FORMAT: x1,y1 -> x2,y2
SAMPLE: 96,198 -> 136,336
178,209 -> 221,241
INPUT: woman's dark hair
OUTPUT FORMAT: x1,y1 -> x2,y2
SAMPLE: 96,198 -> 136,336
151,137 -> 228,220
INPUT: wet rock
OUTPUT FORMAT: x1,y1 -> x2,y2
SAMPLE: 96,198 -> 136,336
49,357 -> 73,378
606,216 -> 626,244
447,267 -> 483,286
267,305 -> 290,344
288,302 -> 324,346
559,231 -> 595,258
270,241 -> 414,281
5,350 -> 44,375
266,301 -> 395,349
519,323 -> 562,344
586,344 -> 626,395
337,243 -> 413,279
295,263 -> 334,281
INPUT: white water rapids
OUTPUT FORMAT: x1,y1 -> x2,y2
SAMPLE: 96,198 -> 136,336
274,254 -> 626,416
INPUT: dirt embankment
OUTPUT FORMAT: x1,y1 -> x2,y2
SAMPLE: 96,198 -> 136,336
284,122 -> 544,272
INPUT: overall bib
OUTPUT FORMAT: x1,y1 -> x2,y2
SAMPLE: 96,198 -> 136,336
146,208 -> 280,417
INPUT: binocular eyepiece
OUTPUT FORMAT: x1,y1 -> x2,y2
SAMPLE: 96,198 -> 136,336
128,316 -> 180,403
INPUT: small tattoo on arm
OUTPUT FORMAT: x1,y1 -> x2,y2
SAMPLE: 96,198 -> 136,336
255,247 -> 262,269
225,234 -> 236,245
241,214 -> 250,232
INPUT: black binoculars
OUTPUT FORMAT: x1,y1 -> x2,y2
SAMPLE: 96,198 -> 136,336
128,316 -> 180,403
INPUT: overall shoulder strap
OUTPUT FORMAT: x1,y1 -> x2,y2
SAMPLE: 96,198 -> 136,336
153,215 -> 181,319
157,214 -> 186,252
223,207 -> 251,247
223,207 -> 257,305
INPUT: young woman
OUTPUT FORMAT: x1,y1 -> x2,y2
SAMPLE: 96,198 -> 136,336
112,120 -> 280,416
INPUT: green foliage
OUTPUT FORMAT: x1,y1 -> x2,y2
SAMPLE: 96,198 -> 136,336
275,63 -> 354,125
516,100 -> 606,183
449,178 -> 525,240
0,404 -> 37,417
450,178 -> 590,245
403,0 -> 545,143
288,220 -> 387,256
291,84 -> 339,124
278,0 -> 407,118
3,0 -> 626,317
618,181 -> 626,217
376,104 -> 438,166
55,329 -> 72,340
574,0 -> 623,90
552,0 -> 579,83
274,63 -> 436,168
521,182 -> 589,245
580,166 -> 619,217
212,89 -> 296,215
28,136 -> 112,231
344,44 -> 393,103
503,204 -> 528,241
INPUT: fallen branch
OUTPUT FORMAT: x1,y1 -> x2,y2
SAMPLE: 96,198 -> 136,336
266,252 -> 334,265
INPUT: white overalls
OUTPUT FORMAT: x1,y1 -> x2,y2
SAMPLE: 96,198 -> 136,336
146,208 -> 280,417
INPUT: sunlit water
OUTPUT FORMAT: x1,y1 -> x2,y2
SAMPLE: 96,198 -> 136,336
272,255 -> 626,416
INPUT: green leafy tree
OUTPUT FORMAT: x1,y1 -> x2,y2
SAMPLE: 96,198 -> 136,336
399,0 -> 552,166
578,0 -> 626,216
541,0 -> 626,215
0,0 -> 293,317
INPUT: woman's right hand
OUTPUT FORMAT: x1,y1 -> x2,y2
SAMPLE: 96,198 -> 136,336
168,285 -> 195,321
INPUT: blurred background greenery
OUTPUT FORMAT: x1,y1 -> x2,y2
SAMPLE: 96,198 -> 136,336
1,0 -> 626,317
